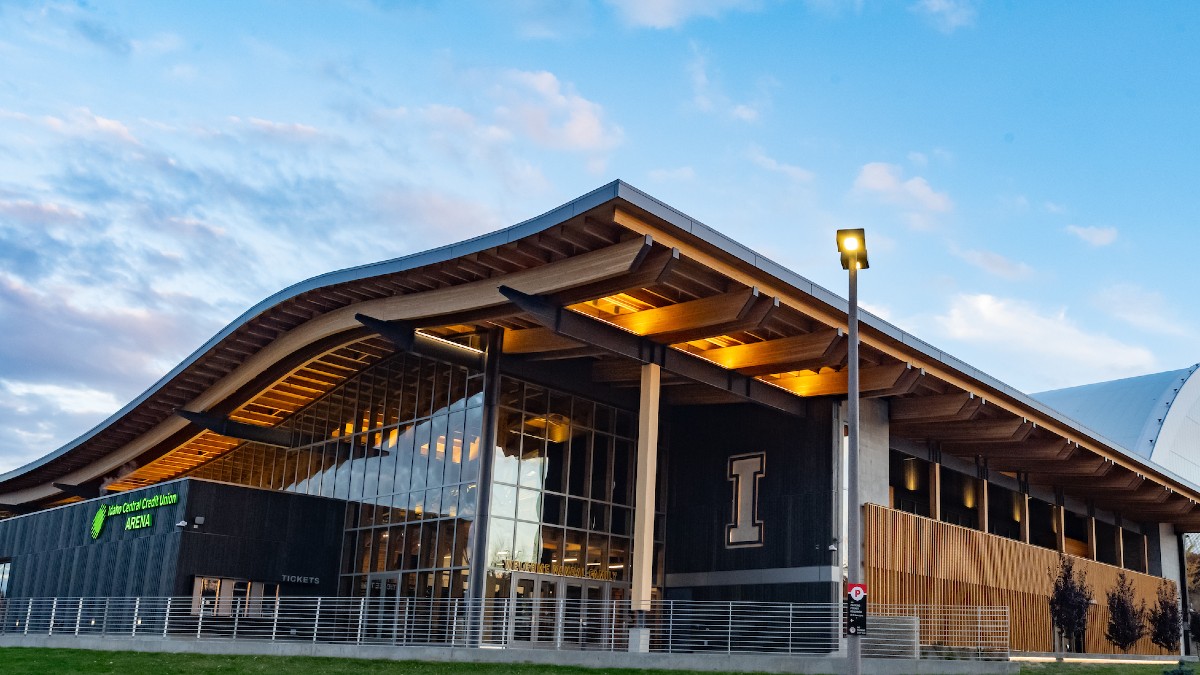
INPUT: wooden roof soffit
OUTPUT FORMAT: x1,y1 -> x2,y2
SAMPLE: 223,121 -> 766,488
601,287 -> 766,344
694,328 -> 846,377
941,438 -> 1074,462
497,285 -> 804,416
890,417 -> 1034,443
767,363 -> 922,398
610,207 -> 1200,501
175,410 -> 293,447
890,392 -> 984,424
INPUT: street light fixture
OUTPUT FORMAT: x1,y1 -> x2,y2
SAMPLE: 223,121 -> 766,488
836,227 -> 867,675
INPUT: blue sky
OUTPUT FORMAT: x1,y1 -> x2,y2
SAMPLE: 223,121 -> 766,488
0,0 -> 1197,473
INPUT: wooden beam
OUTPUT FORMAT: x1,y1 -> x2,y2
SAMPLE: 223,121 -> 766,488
768,363 -> 914,398
607,287 -> 760,343
890,392 -> 983,423
502,327 -> 583,354
689,328 -> 845,376
942,439 -> 1074,461
988,456 -> 1112,477
890,417 -> 1034,443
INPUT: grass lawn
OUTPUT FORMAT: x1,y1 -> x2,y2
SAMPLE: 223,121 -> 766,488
0,648 -> 751,675
1,647 -> 1194,675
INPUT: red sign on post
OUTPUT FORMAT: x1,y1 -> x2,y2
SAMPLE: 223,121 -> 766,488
847,583 -> 868,634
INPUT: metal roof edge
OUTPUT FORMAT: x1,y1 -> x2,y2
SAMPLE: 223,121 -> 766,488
611,181 -> 1200,499
0,181 -> 625,484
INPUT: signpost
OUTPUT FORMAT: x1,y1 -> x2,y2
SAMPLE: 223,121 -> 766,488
847,583 -> 868,635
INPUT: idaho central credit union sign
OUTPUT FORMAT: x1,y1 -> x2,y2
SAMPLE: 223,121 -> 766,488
89,492 -> 179,540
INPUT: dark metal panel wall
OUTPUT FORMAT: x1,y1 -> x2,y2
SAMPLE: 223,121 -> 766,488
0,479 -> 345,599
175,480 -> 345,597
663,400 -> 837,603
0,480 -> 190,598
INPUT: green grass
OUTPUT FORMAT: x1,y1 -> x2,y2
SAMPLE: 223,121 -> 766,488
0,648 -> 760,675
2,647 -> 1193,675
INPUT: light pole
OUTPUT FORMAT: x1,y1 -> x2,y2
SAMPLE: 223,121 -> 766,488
837,228 -> 868,675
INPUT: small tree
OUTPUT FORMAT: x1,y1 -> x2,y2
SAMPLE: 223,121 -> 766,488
1050,555 -> 1094,651
1148,581 -> 1182,652
1105,571 -> 1147,652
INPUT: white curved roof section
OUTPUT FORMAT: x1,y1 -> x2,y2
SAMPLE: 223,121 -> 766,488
1034,365 -> 1200,479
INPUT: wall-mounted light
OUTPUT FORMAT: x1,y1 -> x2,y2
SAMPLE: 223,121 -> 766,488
963,481 -> 976,509
902,457 -> 921,491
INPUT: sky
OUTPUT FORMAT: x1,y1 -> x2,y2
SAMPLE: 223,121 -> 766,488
0,0 -> 1197,474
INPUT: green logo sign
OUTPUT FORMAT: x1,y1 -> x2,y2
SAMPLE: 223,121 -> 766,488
90,505 -> 106,540
88,492 -> 178,540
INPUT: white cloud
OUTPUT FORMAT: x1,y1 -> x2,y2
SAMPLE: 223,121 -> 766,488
2,380 -> 122,417
42,108 -> 139,145
494,70 -> 623,152
686,44 -> 766,122
1066,224 -> 1117,246
231,116 -> 324,143
648,166 -> 695,181
910,0 -> 978,33
1044,201 -> 1067,214
853,162 -> 952,225
935,293 -> 1155,385
955,249 -> 1033,280
1093,284 -> 1190,337
606,0 -> 760,28
748,146 -> 814,183
731,104 -> 759,122
0,199 -> 85,225
907,151 -> 928,167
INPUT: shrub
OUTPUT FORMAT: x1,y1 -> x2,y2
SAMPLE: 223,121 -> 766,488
1106,571 -> 1147,652
1148,581 -> 1182,652
1049,555 -> 1093,652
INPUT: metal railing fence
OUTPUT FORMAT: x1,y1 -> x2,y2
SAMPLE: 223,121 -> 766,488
0,596 -> 1008,660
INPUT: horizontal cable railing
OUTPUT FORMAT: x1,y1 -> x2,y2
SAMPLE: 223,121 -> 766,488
0,596 -> 1008,660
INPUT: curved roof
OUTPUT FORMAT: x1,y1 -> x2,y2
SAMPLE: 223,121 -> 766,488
4,180 -> 1200,530
1033,365 -> 1199,459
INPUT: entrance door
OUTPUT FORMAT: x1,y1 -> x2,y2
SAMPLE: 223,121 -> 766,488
508,574 -> 623,649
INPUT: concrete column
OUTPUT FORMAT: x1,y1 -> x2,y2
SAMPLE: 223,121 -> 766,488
839,399 -> 890,509
629,363 -> 660,653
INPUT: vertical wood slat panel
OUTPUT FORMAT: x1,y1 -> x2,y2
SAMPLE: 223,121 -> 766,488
864,503 -> 1175,655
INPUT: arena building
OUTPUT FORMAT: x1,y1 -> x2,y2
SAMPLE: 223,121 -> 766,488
0,181 -> 1195,655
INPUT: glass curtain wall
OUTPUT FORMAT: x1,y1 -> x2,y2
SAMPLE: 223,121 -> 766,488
187,350 -> 485,599
485,376 -> 636,597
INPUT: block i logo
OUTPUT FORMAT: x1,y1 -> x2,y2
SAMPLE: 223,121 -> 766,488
726,452 -> 765,548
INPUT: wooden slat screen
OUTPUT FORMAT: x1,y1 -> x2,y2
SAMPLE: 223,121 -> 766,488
864,503 -> 1175,655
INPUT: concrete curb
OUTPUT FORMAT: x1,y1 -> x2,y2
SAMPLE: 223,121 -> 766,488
0,634 -> 1019,674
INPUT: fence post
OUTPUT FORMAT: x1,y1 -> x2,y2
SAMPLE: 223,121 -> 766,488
197,600 -> 204,639
23,600 -> 31,635
667,600 -> 673,653
233,597 -> 240,640
132,597 -> 140,637
312,597 -> 322,643
788,603 -> 794,655
74,599 -> 82,636
356,597 -> 366,645
727,601 -> 733,654
48,598 -> 57,636
452,599 -> 459,645
101,598 -> 109,636
270,596 -> 280,641
391,592 -> 401,646
163,598 -> 172,638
